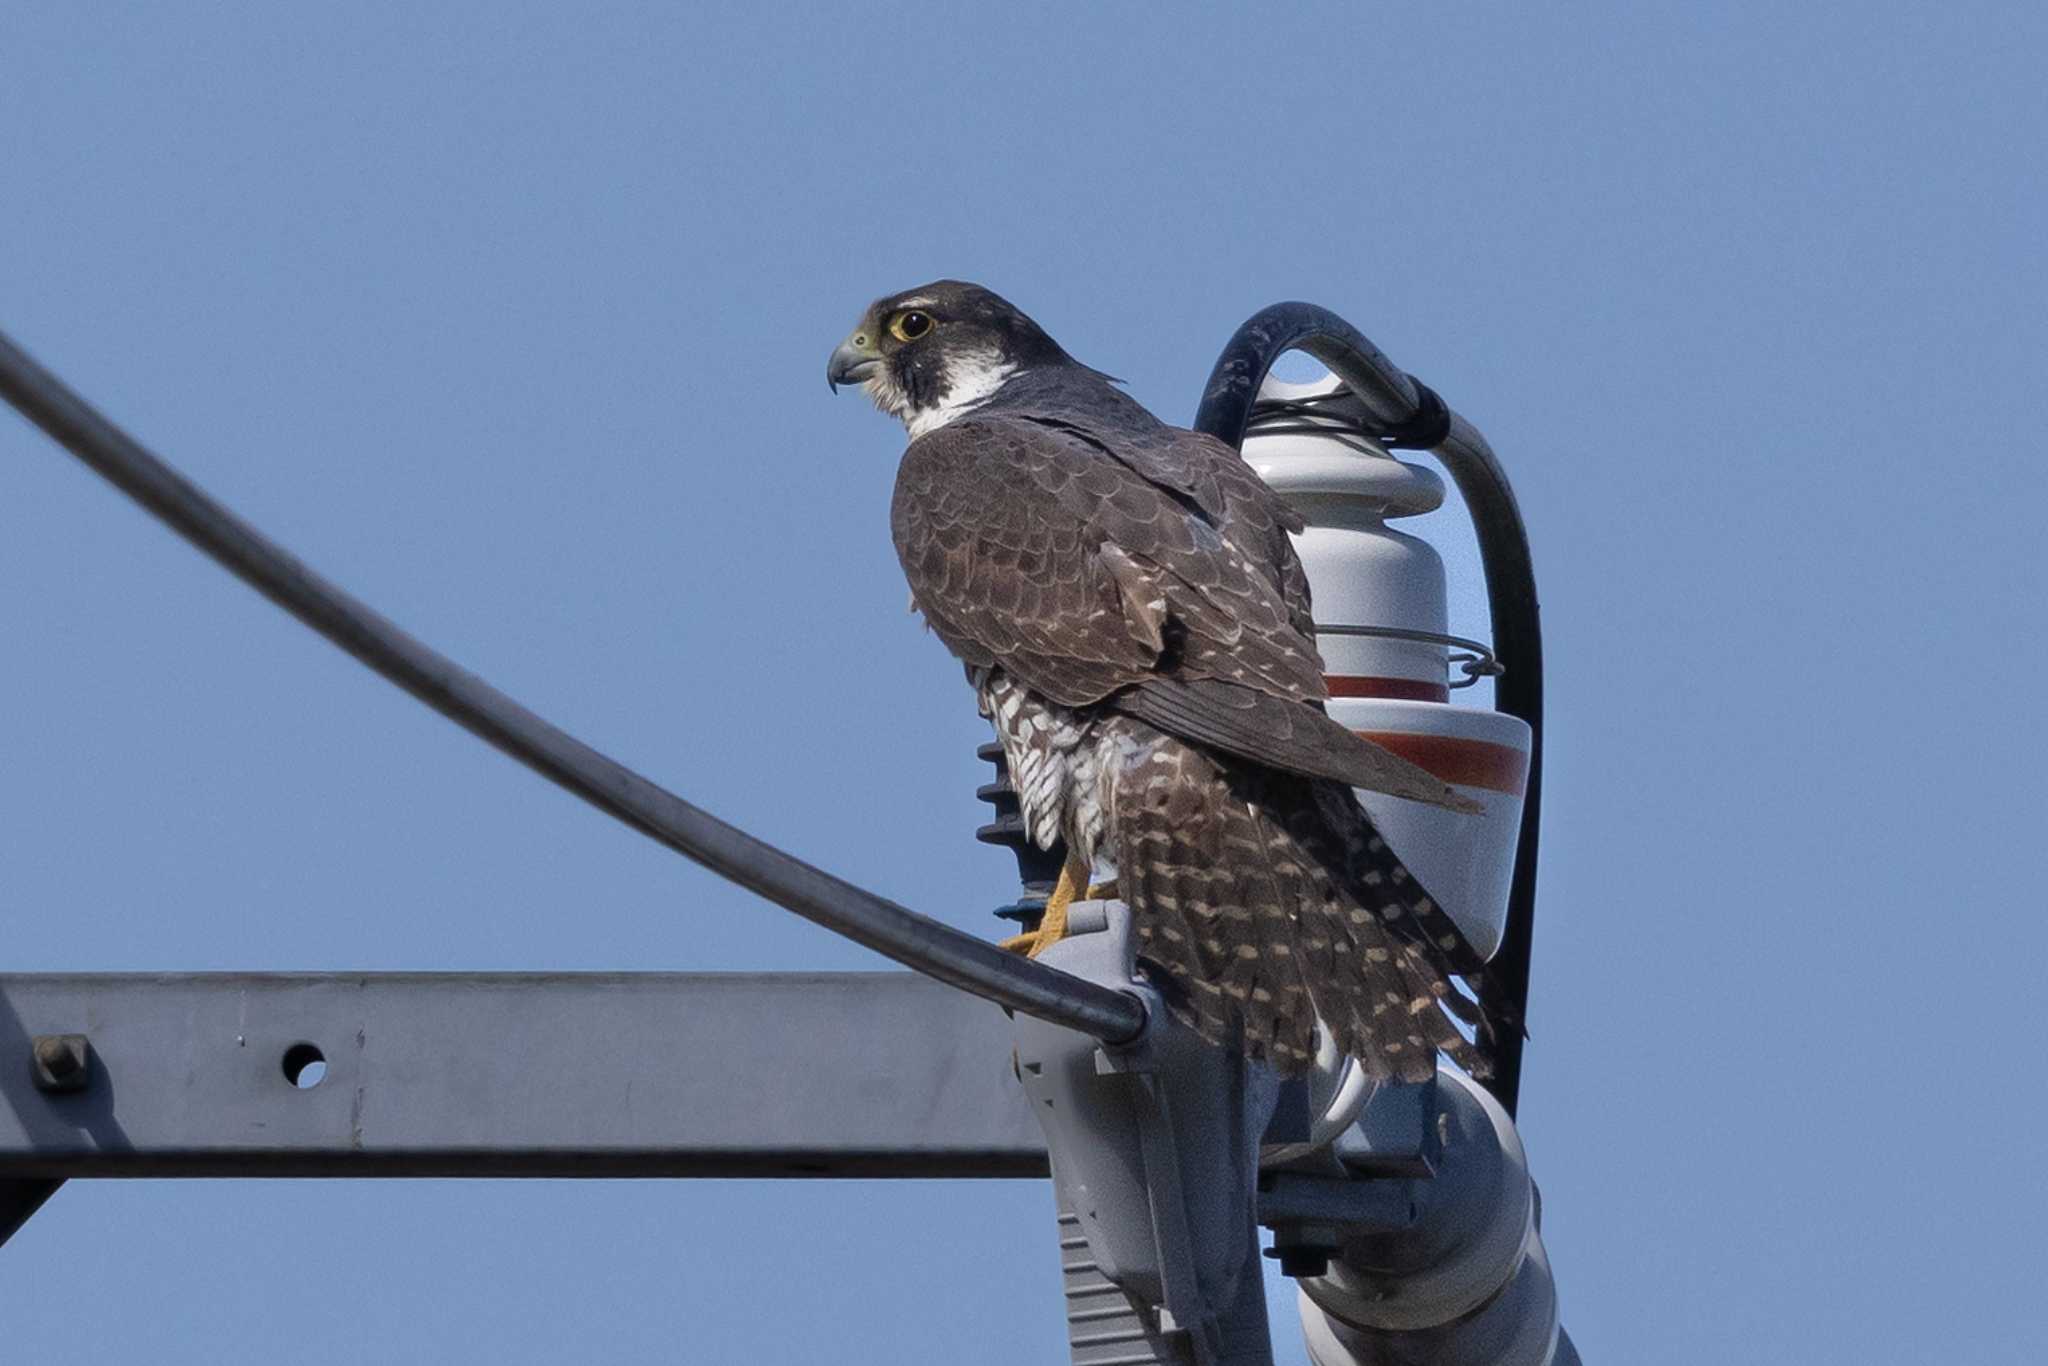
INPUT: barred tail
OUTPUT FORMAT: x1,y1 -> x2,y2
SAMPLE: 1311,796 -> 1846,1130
1110,718 -> 1489,1082
1295,777 -> 1495,1083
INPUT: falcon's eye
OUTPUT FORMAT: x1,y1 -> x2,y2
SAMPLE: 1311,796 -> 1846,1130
889,310 -> 935,342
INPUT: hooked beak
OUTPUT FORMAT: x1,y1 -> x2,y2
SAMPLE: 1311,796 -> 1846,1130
827,333 -> 883,392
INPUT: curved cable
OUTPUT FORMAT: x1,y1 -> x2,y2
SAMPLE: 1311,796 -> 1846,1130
0,328 -> 1148,1045
1195,303 -> 1544,1116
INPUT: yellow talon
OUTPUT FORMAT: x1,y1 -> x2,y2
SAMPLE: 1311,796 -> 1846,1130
1000,857 -> 1117,958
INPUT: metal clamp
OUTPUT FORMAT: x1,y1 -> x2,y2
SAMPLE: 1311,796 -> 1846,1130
1316,623 -> 1504,688
1014,902 -> 1279,1366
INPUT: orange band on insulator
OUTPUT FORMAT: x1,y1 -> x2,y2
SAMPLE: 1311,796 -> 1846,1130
1357,731 -> 1529,797
1325,675 -> 1451,703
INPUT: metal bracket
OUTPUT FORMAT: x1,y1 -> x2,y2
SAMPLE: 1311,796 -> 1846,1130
1014,902 -> 1279,1366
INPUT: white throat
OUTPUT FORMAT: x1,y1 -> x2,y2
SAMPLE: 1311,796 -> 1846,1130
904,350 -> 1018,439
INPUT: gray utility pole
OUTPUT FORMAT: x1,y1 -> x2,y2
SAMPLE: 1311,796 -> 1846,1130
0,302 -> 1575,1363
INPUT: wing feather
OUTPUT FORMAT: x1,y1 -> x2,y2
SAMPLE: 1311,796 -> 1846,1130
1110,677 -> 1479,813
891,416 -> 1326,706
891,412 -> 1476,808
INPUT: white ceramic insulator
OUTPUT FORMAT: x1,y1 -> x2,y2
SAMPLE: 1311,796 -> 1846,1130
1240,375 -> 1531,961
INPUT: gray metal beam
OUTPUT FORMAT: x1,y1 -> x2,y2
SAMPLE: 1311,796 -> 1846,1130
0,972 -> 1045,1182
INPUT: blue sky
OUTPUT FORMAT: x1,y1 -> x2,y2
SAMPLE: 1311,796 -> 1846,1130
3,4 -> 2043,1362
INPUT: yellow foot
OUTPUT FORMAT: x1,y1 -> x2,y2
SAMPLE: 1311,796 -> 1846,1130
1000,861 -> 1118,958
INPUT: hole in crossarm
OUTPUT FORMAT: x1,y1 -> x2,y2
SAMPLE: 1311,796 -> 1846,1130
281,1042 -> 327,1089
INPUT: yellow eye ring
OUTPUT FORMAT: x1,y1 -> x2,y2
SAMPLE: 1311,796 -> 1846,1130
889,310 -> 934,342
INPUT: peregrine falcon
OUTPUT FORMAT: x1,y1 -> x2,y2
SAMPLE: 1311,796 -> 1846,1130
830,281 -> 1490,1081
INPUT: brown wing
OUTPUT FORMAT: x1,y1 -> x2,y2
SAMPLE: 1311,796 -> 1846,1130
891,415 -> 1325,707
1112,677 -> 1478,812
891,415 -> 1467,809
1016,413 -> 1320,642
1113,420 -> 1321,642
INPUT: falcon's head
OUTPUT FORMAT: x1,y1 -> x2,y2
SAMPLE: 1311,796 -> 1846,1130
828,280 -> 1076,438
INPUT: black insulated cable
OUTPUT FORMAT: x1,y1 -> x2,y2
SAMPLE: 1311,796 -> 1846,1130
0,328 -> 1148,1045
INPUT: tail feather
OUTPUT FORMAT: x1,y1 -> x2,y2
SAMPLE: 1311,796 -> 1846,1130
1107,717 -> 1491,1082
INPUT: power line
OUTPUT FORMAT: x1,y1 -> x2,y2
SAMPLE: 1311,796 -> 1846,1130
0,328 -> 1147,1045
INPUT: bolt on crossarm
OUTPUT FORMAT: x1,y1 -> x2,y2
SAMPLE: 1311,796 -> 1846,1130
0,328 -> 1146,1047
